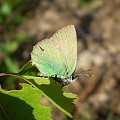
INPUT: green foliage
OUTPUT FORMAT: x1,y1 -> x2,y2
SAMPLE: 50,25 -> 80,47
0,0 -> 31,74
0,0 -> 27,23
1,57 -> 19,73
0,84 -> 51,120
20,62 -> 77,118
79,0 -> 95,7
0,61 -> 77,119
0,2 -> 12,16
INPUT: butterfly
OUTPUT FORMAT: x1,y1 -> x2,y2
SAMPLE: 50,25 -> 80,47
31,25 -> 77,86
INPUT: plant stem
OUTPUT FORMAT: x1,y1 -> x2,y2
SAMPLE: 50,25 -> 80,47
0,72 -> 38,89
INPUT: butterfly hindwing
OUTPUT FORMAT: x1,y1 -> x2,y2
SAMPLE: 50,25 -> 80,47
31,38 -> 67,77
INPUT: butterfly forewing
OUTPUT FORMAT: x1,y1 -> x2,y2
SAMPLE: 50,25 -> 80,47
52,25 -> 77,77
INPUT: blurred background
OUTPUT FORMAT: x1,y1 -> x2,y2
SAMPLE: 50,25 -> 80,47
0,0 -> 120,119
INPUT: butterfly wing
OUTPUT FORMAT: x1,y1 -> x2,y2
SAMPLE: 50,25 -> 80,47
51,25 -> 77,77
31,25 -> 77,78
31,38 -> 67,77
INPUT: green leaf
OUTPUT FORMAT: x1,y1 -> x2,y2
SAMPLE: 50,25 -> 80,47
15,32 -> 29,43
0,61 -> 77,118
63,92 -> 77,98
19,61 -> 76,118
0,40 -> 19,54
0,84 -> 51,120
1,3 -> 12,16
19,61 -> 39,76
37,79 -> 75,118
4,57 -> 19,72
23,75 -> 50,85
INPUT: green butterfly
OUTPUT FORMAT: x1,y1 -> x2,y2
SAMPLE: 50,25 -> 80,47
31,25 -> 77,86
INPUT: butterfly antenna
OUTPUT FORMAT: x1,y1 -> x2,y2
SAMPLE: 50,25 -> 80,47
79,69 -> 92,73
74,73 -> 94,78
74,68 -> 94,77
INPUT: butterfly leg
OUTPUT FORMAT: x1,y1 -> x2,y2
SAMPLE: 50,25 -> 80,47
54,75 -> 58,83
